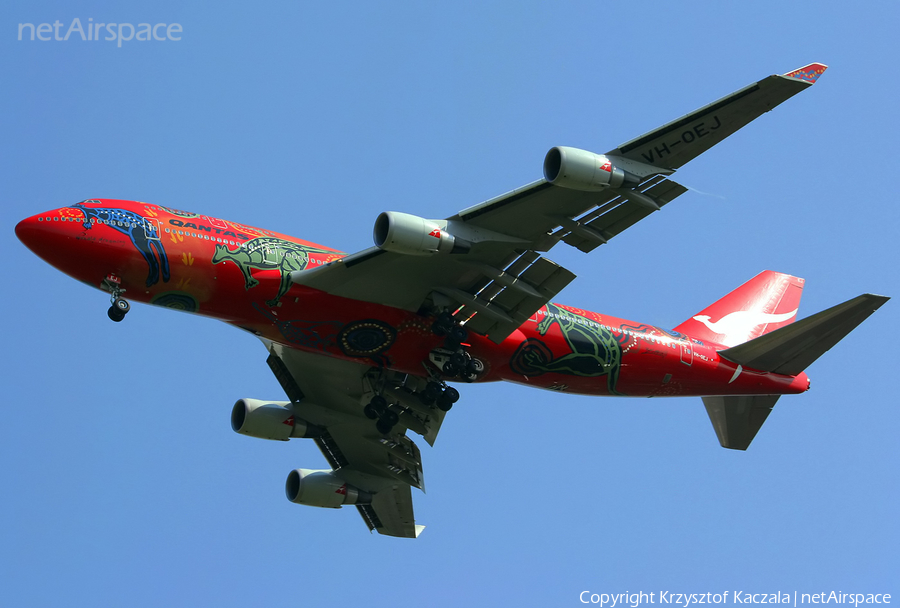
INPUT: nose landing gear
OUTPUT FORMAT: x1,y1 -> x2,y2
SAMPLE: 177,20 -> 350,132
103,274 -> 130,322
108,297 -> 130,322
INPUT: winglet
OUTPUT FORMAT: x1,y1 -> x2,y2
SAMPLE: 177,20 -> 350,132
783,62 -> 828,84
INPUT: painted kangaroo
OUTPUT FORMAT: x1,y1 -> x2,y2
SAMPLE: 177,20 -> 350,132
511,302 -> 623,395
72,201 -> 170,287
213,237 -> 334,306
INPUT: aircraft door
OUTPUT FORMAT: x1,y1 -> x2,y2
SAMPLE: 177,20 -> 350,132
680,338 -> 694,366
263,244 -> 282,265
144,218 -> 162,240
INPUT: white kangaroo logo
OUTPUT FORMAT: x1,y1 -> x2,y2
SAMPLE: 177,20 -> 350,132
692,309 -> 798,347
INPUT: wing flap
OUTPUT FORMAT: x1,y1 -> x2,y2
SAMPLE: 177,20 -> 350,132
370,485 -> 420,538
456,255 -> 576,342
555,176 -> 688,253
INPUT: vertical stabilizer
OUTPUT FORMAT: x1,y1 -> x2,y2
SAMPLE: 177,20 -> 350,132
674,271 -> 804,347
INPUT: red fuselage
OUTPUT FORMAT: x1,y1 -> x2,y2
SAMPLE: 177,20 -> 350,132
15,199 -> 809,398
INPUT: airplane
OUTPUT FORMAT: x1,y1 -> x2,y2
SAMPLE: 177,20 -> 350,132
15,62 -> 889,538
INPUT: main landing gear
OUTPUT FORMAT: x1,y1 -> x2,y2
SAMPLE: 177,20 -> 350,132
363,395 -> 399,435
362,371 -> 461,436
103,275 -> 130,323
359,311 -> 476,436
429,311 -> 484,382
417,381 -> 459,412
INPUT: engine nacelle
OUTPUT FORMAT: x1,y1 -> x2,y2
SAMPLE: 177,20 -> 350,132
231,399 -> 313,441
373,211 -> 470,255
285,469 -> 372,509
543,146 -> 641,191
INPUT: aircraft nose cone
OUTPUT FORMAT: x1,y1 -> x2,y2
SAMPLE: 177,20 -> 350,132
16,207 -> 110,283
15,210 -> 83,264
15,214 -> 44,253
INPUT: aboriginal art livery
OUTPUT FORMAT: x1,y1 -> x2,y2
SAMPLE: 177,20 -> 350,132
71,201 -> 170,287
511,302 -> 623,395
15,62 -> 890,539
213,237 -> 337,306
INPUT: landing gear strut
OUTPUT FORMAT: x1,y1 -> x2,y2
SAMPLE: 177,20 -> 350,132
103,275 -> 130,322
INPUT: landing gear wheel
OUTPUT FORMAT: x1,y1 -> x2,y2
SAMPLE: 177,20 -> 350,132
376,419 -> 394,435
418,381 -> 441,405
381,409 -> 399,426
444,325 -> 468,350
365,395 -> 387,419
462,358 -> 484,382
442,362 -> 459,378
113,298 -> 130,314
448,325 -> 467,343
107,297 -> 130,322
449,352 -> 468,369
107,306 -> 125,322
431,312 -> 454,337
436,386 -> 459,412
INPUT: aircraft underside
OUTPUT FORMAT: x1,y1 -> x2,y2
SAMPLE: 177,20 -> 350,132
15,62 -> 889,537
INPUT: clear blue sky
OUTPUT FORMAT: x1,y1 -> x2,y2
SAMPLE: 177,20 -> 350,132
2,2 -> 897,606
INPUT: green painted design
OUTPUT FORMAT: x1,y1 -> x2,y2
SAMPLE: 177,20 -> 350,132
511,302 -> 623,395
213,237 -> 334,306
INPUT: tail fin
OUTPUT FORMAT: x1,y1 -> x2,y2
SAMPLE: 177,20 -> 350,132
674,271 -> 804,347
718,293 -> 889,376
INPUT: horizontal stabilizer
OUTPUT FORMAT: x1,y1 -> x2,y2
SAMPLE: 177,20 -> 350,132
702,395 -> 780,450
718,294 -> 889,376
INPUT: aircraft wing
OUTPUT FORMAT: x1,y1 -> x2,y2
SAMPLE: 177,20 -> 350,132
263,339 -> 444,538
293,63 -> 826,344
605,63 -> 827,169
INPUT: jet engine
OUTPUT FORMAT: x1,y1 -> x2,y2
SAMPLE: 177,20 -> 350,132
285,469 -> 372,508
373,211 -> 470,255
230,398 -> 315,441
543,146 -> 641,191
